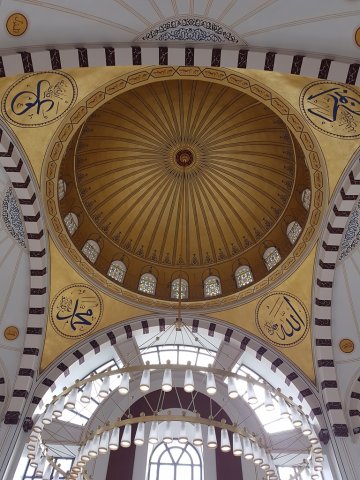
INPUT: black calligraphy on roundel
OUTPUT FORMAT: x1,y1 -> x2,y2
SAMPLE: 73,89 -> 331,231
255,292 -> 309,348
300,81 -> 360,139
1,71 -> 77,127
50,284 -> 103,339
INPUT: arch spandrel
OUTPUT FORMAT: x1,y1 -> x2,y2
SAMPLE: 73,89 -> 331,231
0,65 -> 358,405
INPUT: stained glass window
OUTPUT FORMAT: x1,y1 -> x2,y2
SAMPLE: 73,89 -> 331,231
107,260 -> 126,283
287,221 -> 302,245
171,278 -> 189,299
301,188 -> 311,211
58,179 -> 66,201
82,240 -> 100,263
235,265 -> 254,288
64,213 -> 78,236
204,276 -> 221,297
139,273 -> 157,295
148,441 -> 202,480
263,247 -> 281,271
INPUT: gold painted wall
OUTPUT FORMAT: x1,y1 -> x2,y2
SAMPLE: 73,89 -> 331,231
0,66 -> 358,379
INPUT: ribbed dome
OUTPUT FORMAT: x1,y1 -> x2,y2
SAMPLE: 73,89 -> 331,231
58,78 -> 311,302
76,80 -> 294,267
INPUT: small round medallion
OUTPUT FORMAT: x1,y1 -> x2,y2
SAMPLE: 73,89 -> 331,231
355,27 -> 360,48
256,292 -> 309,348
339,338 -> 354,354
2,71 -> 77,128
50,284 -> 103,339
4,326 -> 19,341
6,13 -> 28,37
175,149 -> 194,167
300,81 -> 360,139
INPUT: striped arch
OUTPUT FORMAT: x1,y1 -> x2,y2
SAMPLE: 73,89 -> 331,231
0,45 -> 358,85
0,122 -> 49,425
349,373 -> 360,435
313,150 -> 360,437
30,314 -> 325,431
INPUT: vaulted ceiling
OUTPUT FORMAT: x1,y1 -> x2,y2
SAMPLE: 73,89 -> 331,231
0,0 -> 359,62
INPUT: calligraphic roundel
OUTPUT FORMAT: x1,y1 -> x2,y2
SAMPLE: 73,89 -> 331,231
300,81 -> 360,139
1,71 -> 77,127
256,292 -> 309,348
50,284 -> 103,339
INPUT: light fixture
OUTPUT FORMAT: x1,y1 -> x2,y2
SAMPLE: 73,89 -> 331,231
134,422 -> 145,446
179,421 -> 188,444
232,433 -> 243,456
109,427 -> 120,450
291,408 -> 303,427
32,415 -> 44,434
65,386 -> 78,410
278,393 -> 290,418
184,365 -> 194,393
193,423 -> 203,446
206,370 -> 217,396
246,378 -> 258,405
263,388 -> 274,411
53,394 -> 66,417
121,424 -> 132,448
308,430 -> 319,445
42,463 -> 52,480
99,430 -> 110,454
35,456 -> 46,475
220,428 -> 231,452
42,404 -> 54,425
227,376 -> 238,399
98,375 -> 110,398
89,435 -> 100,457
119,372 -> 130,395
162,363 -> 172,392
149,421 -> 159,444
243,436 -> 254,460
140,363 -> 150,392
302,416 -> 312,436
163,421 -> 173,443
253,443 -> 263,465
80,380 -> 92,403
207,425 -> 217,449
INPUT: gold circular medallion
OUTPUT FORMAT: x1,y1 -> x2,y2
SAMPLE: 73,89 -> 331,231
355,27 -> 360,48
2,71 -> 77,128
6,13 -> 28,37
339,338 -> 354,353
4,326 -> 19,341
256,292 -> 309,348
50,284 -> 103,339
300,81 -> 360,139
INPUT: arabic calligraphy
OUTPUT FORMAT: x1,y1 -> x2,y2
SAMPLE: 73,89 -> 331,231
300,81 -> 360,138
6,13 -> 28,37
50,284 -> 103,339
256,292 -> 309,348
2,72 -> 77,127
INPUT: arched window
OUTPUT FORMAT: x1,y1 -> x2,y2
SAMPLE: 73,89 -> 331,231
148,441 -> 202,480
263,247 -> 281,271
235,265 -> 254,288
171,278 -> 189,299
64,212 -> 78,236
287,221 -> 302,245
204,275 -> 221,297
138,273 -> 157,295
107,260 -> 127,283
82,240 -> 100,264
301,188 -> 311,211
58,179 -> 66,200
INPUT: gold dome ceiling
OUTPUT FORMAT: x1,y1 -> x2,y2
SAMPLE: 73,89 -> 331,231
59,78 -> 311,302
